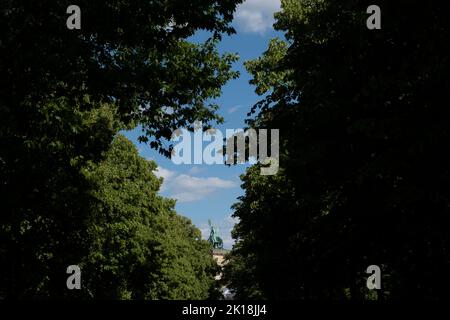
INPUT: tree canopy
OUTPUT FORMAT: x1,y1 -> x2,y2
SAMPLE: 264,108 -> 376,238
225,0 -> 450,300
0,0 -> 242,299
81,135 -> 218,299
3,0 -> 450,301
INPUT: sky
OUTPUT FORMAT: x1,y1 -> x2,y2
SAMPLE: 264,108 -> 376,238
124,0 -> 283,249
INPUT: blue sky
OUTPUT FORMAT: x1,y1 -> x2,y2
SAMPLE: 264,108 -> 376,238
125,0 -> 282,249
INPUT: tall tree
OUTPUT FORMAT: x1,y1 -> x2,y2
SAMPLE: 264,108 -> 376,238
225,0 -> 450,299
0,0 -> 241,298
81,135 -> 218,300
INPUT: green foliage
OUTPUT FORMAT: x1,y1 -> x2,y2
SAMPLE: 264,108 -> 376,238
81,136 -> 217,299
1,0 -> 241,156
0,0 -> 240,298
226,0 -> 450,300
223,166 -> 292,300
0,99 -> 118,298
244,38 -> 291,97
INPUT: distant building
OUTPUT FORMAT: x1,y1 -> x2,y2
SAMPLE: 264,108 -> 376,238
212,248 -> 234,299
207,221 -> 234,299
212,248 -> 228,275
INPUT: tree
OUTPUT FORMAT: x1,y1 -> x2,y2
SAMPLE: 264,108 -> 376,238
225,0 -> 450,299
0,0 -> 242,298
0,1 -> 241,152
81,135 -> 218,299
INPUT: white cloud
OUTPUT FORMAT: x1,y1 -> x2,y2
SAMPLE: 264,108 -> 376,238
154,167 -> 175,180
224,215 -> 240,226
154,166 -> 176,192
154,166 -> 237,203
234,0 -> 281,35
228,105 -> 244,114
172,175 -> 236,202
187,166 -> 205,175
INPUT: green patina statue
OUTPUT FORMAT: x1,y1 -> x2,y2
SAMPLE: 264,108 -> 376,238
208,219 -> 223,249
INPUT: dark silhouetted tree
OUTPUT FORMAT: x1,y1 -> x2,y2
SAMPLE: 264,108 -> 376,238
225,0 -> 450,300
